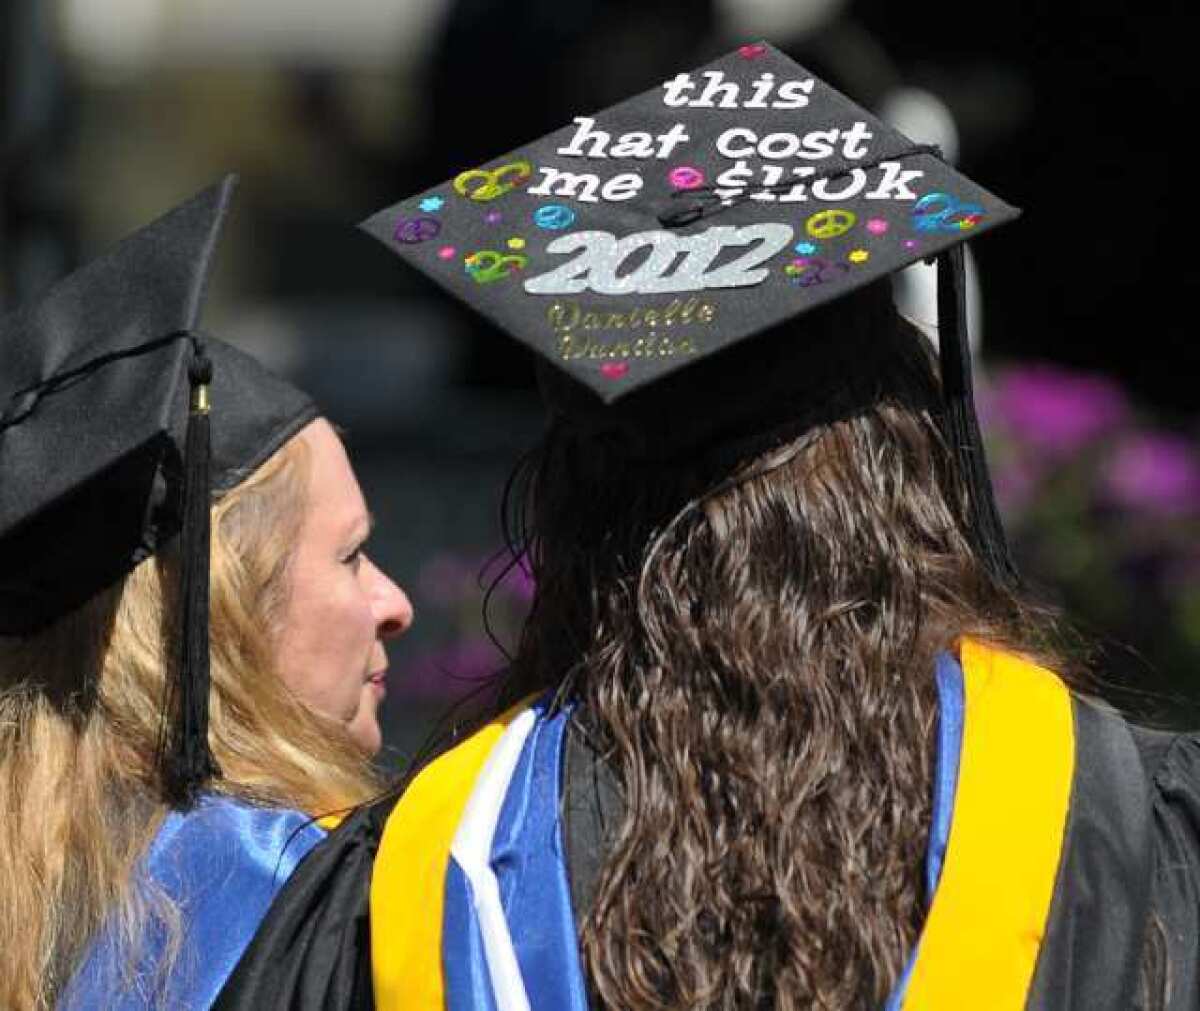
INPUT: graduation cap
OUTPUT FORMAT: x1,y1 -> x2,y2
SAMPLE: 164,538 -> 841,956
0,176 -> 317,807
362,41 -> 1017,584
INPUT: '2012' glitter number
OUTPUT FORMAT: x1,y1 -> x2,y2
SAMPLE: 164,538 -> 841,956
523,223 -> 795,296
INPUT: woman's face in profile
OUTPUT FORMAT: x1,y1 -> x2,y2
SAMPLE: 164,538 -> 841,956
274,418 -> 412,755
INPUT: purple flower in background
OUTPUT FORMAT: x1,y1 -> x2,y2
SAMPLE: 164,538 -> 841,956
1104,433 -> 1200,517
504,554 -> 536,602
421,549 -> 536,606
990,450 -> 1043,515
404,636 -> 504,699
417,553 -> 478,606
984,364 -> 1130,457
479,550 -> 536,602
404,548 -> 534,701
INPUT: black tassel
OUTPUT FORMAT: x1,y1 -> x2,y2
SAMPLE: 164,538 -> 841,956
162,341 -> 221,808
935,246 -> 1020,588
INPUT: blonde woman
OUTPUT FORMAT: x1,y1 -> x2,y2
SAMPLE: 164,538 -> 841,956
0,178 -> 410,1009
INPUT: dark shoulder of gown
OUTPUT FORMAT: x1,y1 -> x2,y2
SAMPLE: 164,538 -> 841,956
210,792 -> 392,1010
562,713 -> 623,930
1132,724 -> 1200,1011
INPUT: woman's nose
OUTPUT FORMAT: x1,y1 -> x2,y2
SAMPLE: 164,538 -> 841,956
368,558 -> 413,638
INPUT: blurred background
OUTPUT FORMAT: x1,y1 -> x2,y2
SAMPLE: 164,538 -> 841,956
2,0 -> 1195,766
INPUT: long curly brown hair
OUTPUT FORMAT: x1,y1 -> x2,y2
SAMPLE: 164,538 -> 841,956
500,289 -> 1079,1009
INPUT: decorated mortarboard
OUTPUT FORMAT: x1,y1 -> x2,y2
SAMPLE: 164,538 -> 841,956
363,42 -> 1018,583
0,175 -> 317,806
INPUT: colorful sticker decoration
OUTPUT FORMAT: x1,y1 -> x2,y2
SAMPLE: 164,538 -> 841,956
453,160 -> 533,202
419,196 -> 445,213
464,249 -> 528,284
805,209 -> 856,239
394,216 -> 441,244
866,218 -> 889,235
600,362 -> 630,379
485,210 -> 503,225
668,166 -> 706,190
738,43 -> 768,60
507,237 -> 526,250
533,204 -> 575,230
437,245 -> 457,260
848,249 -> 870,264
794,241 -> 818,255
784,256 -> 850,288
912,192 -> 985,233
903,239 -> 920,251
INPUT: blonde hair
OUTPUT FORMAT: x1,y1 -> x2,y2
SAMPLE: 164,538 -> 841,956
0,435 -> 382,1009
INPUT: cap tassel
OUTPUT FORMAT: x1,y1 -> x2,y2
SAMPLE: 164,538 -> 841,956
935,246 -> 1019,587
161,342 -> 221,808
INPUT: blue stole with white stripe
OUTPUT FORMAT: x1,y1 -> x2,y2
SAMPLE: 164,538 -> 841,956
443,702 -> 589,1011
439,654 -> 966,1010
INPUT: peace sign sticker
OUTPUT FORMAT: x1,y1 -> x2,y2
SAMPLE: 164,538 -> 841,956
911,192 -> 986,233
534,204 -> 576,230
393,216 -> 441,244
783,256 -> 850,288
453,160 -> 534,202
805,209 -> 857,240
464,249 -> 528,284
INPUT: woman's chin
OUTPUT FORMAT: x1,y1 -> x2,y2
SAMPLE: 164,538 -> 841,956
346,699 -> 383,757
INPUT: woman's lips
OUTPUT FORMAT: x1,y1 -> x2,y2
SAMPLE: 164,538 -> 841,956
367,669 -> 387,697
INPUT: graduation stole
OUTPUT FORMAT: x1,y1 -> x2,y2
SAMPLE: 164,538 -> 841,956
370,639 -> 1075,1010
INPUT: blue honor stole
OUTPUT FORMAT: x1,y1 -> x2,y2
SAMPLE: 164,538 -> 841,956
59,797 -> 327,1010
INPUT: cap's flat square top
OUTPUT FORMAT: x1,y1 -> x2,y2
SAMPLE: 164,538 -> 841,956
363,42 -> 1016,403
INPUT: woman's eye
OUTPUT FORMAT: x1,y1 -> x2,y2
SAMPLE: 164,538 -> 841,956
342,547 -> 364,569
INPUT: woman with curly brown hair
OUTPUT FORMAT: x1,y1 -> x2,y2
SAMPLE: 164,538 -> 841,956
0,178 -> 411,1009
495,289 -> 1088,1009
216,44 -> 1200,1011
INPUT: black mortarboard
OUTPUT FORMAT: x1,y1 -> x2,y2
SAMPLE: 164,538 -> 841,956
362,42 -> 1018,583
0,176 -> 317,806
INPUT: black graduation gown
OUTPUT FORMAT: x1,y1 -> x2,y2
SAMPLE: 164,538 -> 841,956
213,697 -> 1200,1010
